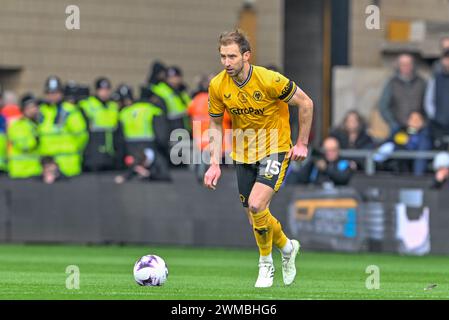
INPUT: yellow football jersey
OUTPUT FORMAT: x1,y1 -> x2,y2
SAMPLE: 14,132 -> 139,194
208,65 -> 297,163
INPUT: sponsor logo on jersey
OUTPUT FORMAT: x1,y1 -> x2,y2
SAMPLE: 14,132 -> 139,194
229,107 -> 265,116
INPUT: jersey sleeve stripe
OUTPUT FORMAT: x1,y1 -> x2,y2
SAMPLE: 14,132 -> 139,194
278,81 -> 294,101
209,112 -> 224,117
283,83 -> 297,102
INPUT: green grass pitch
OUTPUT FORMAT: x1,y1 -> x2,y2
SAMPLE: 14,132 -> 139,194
0,244 -> 448,300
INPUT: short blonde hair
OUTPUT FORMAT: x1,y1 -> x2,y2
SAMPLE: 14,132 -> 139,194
218,29 -> 251,54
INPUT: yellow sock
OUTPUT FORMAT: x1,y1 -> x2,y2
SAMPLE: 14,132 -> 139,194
269,213 -> 288,249
251,208 -> 273,256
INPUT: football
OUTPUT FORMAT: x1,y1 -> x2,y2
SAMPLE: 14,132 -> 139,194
133,255 -> 168,286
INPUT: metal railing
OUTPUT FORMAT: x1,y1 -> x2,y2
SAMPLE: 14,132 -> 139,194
339,149 -> 440,176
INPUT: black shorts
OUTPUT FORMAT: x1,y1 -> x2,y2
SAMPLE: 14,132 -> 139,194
235,152 -> 291,207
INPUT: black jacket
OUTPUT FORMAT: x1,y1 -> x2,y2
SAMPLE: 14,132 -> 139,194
330,129 -> 374,149
289,157 -> 353,186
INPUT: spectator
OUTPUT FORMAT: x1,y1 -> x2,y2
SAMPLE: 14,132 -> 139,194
41,156 -> 60,184
379,54 -> 427,133
287,137 -> 355,186
374,111 -> 431,176
79,77 -> 122,171
432,36 -> 449,73
431,151 -> 449,189
38,75 -> 88,177
7,94 -> 42,179
191,74 -> 212,99
188,73 -> 232,152
115,84 -> 171,183
1,90 -> 21,124
425,49 -> 449,149
330,110 -> 374,149
187,74 -> 232,181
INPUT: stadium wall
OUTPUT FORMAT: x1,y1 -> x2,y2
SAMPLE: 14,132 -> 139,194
0,0 -> 283,94
350,0 -> 449,67
1,171 -> 449,255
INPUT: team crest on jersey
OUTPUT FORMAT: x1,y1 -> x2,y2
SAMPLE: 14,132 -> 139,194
237,92 -> 248,103
264,173 -> 273,180
253,90 -> 263,101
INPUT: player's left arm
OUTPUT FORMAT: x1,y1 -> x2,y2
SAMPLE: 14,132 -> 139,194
287,87 -> 314,161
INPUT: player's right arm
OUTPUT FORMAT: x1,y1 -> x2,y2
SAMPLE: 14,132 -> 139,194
203,80 -> 224,190
204,116 -> 223,190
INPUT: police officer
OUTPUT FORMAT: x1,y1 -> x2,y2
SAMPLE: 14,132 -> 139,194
64,80 -> 79,104
79,77 -> 120,171
0,85 -> 7,173
116,84 -> 171,181
7,93 -> 42,179
154,66 -> 191,133
38,76 -> 88,177
146,63 -> 191,132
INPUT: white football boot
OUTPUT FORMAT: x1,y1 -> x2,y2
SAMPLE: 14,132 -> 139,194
281,239 -> 300,285
254,262 -> 275,288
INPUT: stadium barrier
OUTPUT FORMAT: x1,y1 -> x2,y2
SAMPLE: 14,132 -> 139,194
339,149 -> 440,175
0,171 -> 448,254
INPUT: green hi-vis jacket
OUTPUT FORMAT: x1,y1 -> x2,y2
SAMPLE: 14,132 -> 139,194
79,96 -> 119,156
119,102 -> 163,142
38,101 -> 88,177
7,117 -> 42,178
150,82 -> 191,120
79,96 -> 119,131
0,131 -> 7,172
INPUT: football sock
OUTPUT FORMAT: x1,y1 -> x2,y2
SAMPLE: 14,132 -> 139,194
268,211 -> 289,251
259,253 -> 273,264
280,239 -> 293,257
251,208 -> 273,257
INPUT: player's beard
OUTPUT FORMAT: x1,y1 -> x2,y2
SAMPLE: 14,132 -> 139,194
229,62 -> 245,80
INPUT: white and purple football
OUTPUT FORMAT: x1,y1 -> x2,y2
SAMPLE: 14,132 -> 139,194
133,255 -> 168,286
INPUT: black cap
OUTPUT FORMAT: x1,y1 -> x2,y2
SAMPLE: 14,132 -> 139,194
44,76 -> 63,93
148,61 -> 167,84
95,77 -> 111,90
20,93 -> 37,109
64,80 -> 78,96
116,84 -> 134,101
167,66 -> 182,78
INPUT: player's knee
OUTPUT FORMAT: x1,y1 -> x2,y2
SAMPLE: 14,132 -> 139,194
248,200 -> 266,214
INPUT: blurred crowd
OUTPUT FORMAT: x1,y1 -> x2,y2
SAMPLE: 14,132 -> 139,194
286,36 -> 449,189
0,61 -> 222,184
1,37 -> 449,189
